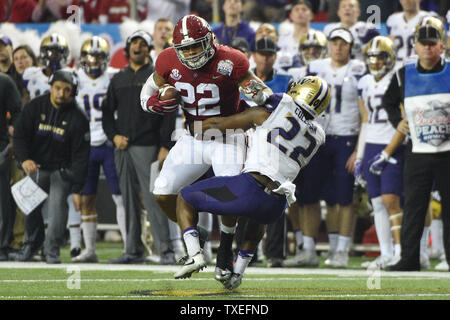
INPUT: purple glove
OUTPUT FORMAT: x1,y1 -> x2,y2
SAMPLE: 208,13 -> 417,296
368,151 -> 397,175
354,160 -> 366,187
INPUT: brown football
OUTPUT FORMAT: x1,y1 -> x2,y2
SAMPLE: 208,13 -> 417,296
158,85 -> 181,103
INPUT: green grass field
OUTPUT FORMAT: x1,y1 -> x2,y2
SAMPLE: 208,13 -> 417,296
0,242 -> 448,301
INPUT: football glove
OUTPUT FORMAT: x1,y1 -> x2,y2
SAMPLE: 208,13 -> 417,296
368,151 -> 397,175
145,91 -> 179,115
240,79 -> 269,105
353,159 -> 366,188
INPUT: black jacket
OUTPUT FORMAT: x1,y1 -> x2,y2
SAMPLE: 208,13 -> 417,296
0,72 -> 21,151
13,93 -> 90,193
102,63 -> 176,149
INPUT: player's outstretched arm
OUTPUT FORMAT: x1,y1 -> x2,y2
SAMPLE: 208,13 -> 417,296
238,70 -> 273,105
199,106 -> 271,135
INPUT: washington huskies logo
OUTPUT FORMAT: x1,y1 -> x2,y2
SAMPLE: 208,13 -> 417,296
298,77 -> 315,85
414,100 -> 450,146
170,69 -> 182,80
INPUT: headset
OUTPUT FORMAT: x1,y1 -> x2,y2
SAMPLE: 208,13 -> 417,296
125,30 -> 154,58
328,27 -> 354,56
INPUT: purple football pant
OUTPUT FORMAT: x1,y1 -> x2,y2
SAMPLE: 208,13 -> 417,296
180,173 -> 287,225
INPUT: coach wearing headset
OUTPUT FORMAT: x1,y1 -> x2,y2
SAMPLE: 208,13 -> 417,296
11,69 -> 90,264
102,30 -> 176,264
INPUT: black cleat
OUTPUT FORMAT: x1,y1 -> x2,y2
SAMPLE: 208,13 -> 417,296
70,247 -> 81,259
385,260 -> 420,271
214,232 -> 234,284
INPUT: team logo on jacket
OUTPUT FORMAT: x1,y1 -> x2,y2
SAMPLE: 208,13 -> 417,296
170,69 -> 181,80
414,100 -> 450,146
217,59 -> 234,76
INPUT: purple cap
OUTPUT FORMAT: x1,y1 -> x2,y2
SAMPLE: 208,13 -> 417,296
0,35 -> 12,47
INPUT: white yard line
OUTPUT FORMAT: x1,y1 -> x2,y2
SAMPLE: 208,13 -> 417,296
0,261 -> 449,278
0,276 -> 448,283
0,293 -> 449,299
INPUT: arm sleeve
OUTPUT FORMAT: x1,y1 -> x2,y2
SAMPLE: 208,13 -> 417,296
102,78 -> 118,141
159,110 -> 177,150
69,115 -> 91,194
383,68 -> 404,129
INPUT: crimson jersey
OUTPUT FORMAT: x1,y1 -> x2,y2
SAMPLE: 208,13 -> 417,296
155,44 -> 249,123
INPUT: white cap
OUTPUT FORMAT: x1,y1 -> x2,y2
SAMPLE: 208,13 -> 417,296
329,28 -> 353,44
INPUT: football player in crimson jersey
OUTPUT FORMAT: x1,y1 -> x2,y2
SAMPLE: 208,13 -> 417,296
140,14 -> 272,284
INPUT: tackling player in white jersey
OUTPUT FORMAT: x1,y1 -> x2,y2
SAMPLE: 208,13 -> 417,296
355,36 -> 404,269
386,0 -> 439,67
71,36 -> 125,262
174,76 -> 330,289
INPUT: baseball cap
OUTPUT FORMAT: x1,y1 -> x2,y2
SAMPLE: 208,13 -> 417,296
49,69 -> 79,94
230,37 -> 250,53
415,25 -> 441,44
414,16 -> 445,44
287,0 -> 313,12
329,28 -> 353,44
127,30 -> 154,49
0,35 -> 12,47
255,37 -> 277,54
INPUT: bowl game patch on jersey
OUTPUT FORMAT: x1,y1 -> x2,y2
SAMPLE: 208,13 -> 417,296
217,59 -> 234,76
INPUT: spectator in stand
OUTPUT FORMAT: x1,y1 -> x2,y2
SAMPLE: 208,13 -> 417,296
191,0 -> 213,22
0,35 -> 13,75
12,45 -> 38,101
242,0 -> 287,23
277,0 -> 315,72
0,0 -> 39,22
0,35 -> 25,94
212,0 -> 256,52
143,0 -> 191,25
150,18 -> 174,62
32,0 -> 72,22
98,0 -> 131,23
68,0 -> 100,23
323,0 -> 379,60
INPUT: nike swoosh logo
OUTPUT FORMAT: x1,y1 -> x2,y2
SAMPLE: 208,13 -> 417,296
212,75 -> 224,79
184,259 -> 195,266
